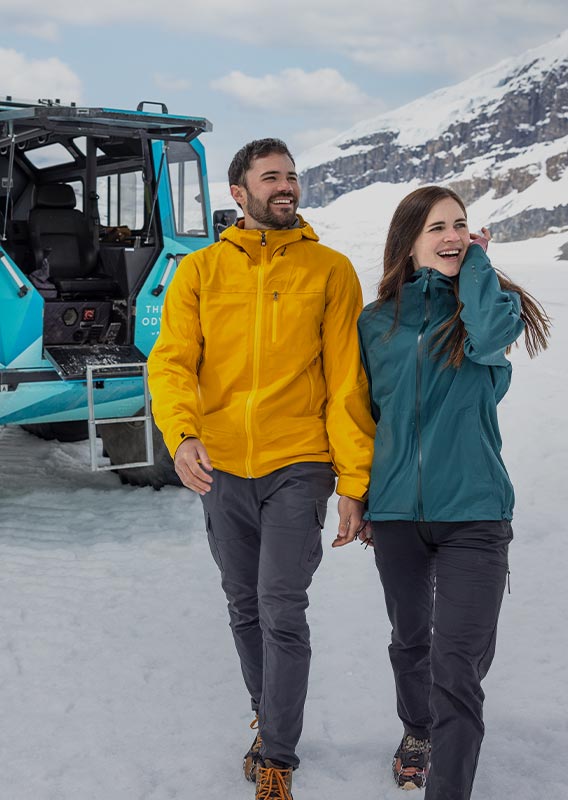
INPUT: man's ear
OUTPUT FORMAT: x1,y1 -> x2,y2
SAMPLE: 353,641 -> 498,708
230,184 -> 245,208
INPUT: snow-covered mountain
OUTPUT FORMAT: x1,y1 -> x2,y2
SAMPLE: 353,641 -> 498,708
298,31 -> 568,243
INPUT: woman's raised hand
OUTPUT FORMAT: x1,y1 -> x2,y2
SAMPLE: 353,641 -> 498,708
469,226 -> 492,252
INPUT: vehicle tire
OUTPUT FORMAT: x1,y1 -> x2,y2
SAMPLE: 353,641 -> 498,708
21,421 -> 90,442
99,410 -> 182,490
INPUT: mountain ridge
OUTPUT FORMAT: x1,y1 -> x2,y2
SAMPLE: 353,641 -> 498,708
298,31 -> 568,242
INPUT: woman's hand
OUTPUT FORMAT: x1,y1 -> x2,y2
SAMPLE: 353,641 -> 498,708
469,226 -> 492,252
357,520 -> 374,549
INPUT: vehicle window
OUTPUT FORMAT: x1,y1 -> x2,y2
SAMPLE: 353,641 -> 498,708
24,143 -> 76,169
97,170 -> 145,229
67,180 -> 84,211
72,137 -> 86,155
167,141 -> 207,237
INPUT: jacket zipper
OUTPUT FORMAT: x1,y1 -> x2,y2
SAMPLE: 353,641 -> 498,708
244,231 -> 267,477
271,291 -> 279,343
416,269 -> 432,521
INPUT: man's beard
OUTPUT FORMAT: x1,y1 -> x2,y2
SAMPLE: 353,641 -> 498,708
244,189 -> 298,229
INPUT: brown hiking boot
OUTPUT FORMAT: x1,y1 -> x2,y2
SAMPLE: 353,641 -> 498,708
243,714 -> 262,782
255,758 -> 294,799
392,734 -> 431,790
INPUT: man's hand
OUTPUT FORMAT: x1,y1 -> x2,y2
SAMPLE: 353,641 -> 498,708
332,496 -> 366,547
174,437 -> 213,494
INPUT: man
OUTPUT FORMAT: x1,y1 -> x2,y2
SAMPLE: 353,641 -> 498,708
148,138 -> 375,799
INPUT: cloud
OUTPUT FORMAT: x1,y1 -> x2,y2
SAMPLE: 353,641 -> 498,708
210,68 -> 384,120
0,48 -> 82,103
210,69 -> 385,165
292,127 -> 342,152
10,20 -> 58,41
153,73 -> 191,92
347,34 -> 479,74
1,0 -> 565,80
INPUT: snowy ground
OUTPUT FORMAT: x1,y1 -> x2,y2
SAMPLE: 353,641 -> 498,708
1,232 -> 567,799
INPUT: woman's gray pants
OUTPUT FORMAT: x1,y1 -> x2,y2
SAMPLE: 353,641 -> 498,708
201,462 -> 335,768
372,519 -> 513,800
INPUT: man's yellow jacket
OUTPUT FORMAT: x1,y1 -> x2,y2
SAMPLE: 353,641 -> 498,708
147,218 -> 375,500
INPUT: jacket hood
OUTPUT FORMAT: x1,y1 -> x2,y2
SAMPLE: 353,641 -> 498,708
220,214 -> 319,260
361,267 -> 457,327
408,267 -> 457,291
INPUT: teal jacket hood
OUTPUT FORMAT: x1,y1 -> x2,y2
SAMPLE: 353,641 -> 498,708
358,246 -> 525,522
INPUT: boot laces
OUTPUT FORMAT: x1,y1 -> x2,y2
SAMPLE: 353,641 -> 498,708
249,715 -> 263,753
394,735 -> 430,784
401,734 -> 430,755
256,764 -> 293,800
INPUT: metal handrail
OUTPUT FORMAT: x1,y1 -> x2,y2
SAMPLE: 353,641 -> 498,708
0,250 -> 28,297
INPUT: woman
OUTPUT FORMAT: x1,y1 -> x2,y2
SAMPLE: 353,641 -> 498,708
357,186 -> 550,799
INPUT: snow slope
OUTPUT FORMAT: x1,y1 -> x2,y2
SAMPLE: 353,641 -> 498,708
0,235 -> 566,799
295,29 -> 568,242
296,30 -> 568,173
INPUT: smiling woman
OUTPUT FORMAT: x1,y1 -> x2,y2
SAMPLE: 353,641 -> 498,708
356,184 -> 551,798
409,196 -> 471,277
378,186 -> 549,367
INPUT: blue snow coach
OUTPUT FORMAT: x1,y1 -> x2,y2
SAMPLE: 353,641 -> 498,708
0,98 -> 236,486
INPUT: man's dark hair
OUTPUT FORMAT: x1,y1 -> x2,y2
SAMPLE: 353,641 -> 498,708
228,138 -> 295,187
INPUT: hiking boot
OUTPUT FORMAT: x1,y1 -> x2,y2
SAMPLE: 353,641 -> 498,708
255,758 -> 294,800
392,734 -> 431,790
243,715 -> 262,782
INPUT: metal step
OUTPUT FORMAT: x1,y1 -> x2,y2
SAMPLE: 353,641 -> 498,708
44,344 -> 147,380
86,359 -> 154,473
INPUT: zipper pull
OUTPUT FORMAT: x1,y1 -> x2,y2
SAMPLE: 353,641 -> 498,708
261,231 -> 266,247
422,268 -> 432,293
273,291 -> 279,301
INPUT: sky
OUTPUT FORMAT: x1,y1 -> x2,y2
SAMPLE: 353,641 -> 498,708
1,1 -> 567,181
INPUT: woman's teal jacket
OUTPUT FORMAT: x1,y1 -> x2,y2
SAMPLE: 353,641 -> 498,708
357,246 -> 525,522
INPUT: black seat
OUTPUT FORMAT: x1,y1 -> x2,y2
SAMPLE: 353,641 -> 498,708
29,184 -> 116,295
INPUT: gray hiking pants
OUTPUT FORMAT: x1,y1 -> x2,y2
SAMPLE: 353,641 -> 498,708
373,520 -> 513,800
201,462 -> 336,768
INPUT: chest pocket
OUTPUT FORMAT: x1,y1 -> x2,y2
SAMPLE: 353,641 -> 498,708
267,290 -> 325,353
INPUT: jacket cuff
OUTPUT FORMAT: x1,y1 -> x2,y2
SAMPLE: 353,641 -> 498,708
167,427 -> 200,459
336,476 -> 369,501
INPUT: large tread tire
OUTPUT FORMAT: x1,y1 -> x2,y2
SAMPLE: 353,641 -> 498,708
21,421 -> 89,442
99,411 -> 182,490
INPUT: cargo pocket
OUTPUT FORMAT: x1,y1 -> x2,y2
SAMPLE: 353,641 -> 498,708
204,511 -> 223,572
315,499 -> 328,529
300,501 -> 327,576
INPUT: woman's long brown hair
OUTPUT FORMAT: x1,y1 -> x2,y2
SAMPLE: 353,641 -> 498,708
377,186 -> 551,367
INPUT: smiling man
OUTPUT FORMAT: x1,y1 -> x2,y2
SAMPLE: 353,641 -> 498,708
231,146 -> 300,229
148,138 -> 375,799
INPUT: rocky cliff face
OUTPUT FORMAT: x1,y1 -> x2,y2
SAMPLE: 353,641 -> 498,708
298,32 -> 568,243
